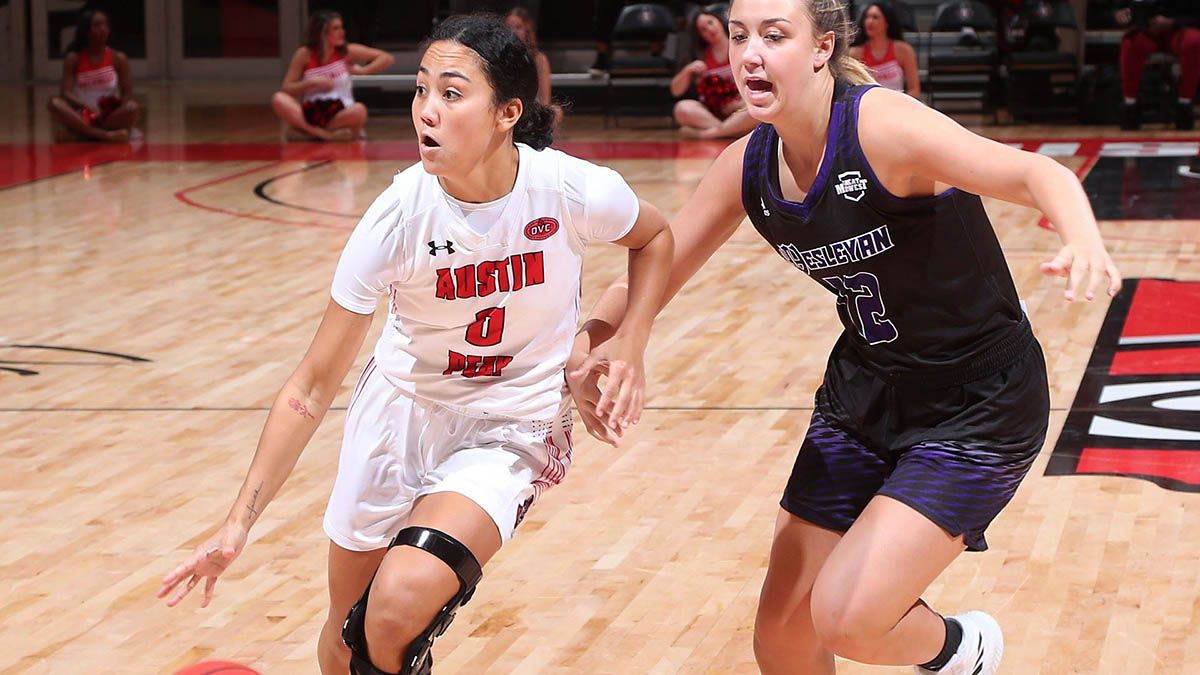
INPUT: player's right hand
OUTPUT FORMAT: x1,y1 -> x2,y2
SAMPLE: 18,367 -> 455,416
1040,241 -> 1122,301
157,521 -> 248,608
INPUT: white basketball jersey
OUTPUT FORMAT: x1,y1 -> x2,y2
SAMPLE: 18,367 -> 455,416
332,143 -> 639,420
302,56 -> 355,108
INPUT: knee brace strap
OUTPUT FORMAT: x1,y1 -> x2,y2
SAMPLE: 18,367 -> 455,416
342,527 -> 483,675
392,526 -> 483,593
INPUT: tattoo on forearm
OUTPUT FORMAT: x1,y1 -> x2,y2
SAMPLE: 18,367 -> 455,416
288,396 -> 316,419
246,482 -> 263,521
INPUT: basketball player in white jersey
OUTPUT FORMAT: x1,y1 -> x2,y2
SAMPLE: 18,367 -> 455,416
159,15 -> 674,675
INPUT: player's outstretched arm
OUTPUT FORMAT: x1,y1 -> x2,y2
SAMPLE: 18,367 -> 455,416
858,87 -> 1121,302
573,199 -> 674,433
158,299 -> 372,608
569,136 -> 749,443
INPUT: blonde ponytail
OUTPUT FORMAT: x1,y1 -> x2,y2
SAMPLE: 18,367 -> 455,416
805,0 -> 877,86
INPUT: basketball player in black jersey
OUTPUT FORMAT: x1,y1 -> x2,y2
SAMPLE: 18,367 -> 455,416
567,0 -> 1121,673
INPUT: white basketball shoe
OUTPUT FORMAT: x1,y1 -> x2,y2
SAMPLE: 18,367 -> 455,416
913,611 -> 1004,675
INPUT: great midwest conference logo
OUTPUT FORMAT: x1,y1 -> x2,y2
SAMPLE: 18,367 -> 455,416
1047,279 -> 1200,492
835,171 -> 868,202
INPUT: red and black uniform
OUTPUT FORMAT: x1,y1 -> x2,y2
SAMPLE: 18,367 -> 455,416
301,48 -> 354,128
694,48 -> 741,118
74,47 -> 121,125
1115,0 -> 1200,102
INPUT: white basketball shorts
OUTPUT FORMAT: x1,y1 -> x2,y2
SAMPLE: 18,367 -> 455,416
323,359 -> 574,551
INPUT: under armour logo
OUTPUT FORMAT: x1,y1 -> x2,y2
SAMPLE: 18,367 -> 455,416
428,240 -> 455,256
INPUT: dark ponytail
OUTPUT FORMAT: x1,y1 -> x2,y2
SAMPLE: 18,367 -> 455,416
426,14 -> 555,150
512,100 -> 555,150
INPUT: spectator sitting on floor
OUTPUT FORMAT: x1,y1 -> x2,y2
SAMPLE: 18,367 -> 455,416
48,9 -> 140,142
670,4 -> 756,139
271,11 -> 393,141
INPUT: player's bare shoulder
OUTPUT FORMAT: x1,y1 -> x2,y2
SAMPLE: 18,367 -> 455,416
718,132 -> 753,175
856,86 -> 927,159
858,83 -> 915,114
698,131 -> 754,209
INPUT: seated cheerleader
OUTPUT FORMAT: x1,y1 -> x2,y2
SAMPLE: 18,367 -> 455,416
271,11 -> 394,141
47,9 -> 140,142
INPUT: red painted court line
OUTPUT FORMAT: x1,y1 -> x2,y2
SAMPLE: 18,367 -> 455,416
0,142 -> 391,189
172,160 -> 352,230
8,137 -> 1199,234
1110,347 -> 1200,376
174,160 -> 284,192
3,136 -> 1198,190
1078,447 -> 1200,485
0,143 -> 130,190
1121,279 -> 1200,338
0,140 -> 732,189
3,135 -> 1198,159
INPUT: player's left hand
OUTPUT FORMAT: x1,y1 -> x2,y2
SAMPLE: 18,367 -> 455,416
157,520 -> 248,608
569,333 -> 646,432
1040,241 -> 1122,301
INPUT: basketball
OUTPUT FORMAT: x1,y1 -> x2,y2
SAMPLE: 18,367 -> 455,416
173,661 -> 260,675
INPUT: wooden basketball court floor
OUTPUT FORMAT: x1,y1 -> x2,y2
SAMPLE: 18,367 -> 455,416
1,83 -> 1198,674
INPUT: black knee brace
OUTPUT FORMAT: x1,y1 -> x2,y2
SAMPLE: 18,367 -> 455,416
342,527 -> 483,675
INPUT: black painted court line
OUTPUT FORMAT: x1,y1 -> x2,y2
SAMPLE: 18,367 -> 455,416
0,361 -> 129,365
252,159 -> 361,218
0,344 -> 151,362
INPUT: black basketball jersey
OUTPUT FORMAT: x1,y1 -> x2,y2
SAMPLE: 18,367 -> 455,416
741,83 -> 1024,373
